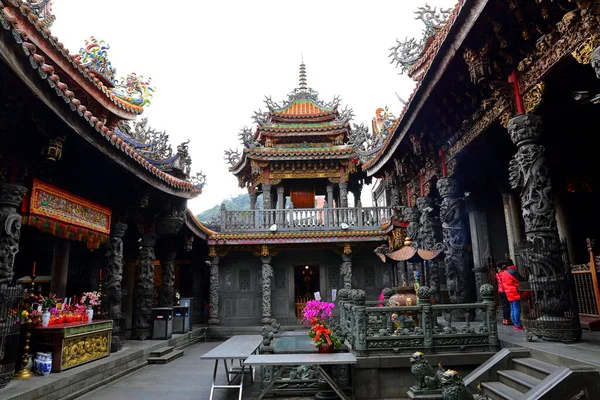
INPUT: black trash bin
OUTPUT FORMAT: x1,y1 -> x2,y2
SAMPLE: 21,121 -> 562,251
172,306 -> 189,334
180,297 -> 193,329
151,307 -> 173,340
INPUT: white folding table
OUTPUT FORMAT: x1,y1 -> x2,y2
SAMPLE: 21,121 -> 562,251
244,352 -> 357,400
200,335 -> 263,400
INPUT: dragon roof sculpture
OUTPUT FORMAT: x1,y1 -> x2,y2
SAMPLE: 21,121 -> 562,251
389,4 -> 453,80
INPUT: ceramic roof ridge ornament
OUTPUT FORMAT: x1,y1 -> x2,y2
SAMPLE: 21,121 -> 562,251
111,72 -> 155,108
23,0 -> 55,29
389,3 -> 453,78
115,118 -> 205,186
73,36 -> 117,87
348,106 -> 397,164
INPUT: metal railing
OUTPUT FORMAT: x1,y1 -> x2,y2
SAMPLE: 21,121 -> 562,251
220,206 -> 393,232
337,285 -> 499,356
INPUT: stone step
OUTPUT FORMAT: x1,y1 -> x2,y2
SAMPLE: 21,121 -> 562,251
513,357 -> 558,381
481,381 -> 524,400
150,346 -> 175,357
147,349 -> 184,364
497,369 -> 541,393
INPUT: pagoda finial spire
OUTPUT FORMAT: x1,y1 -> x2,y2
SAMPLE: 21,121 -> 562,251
299,56 -> 307,90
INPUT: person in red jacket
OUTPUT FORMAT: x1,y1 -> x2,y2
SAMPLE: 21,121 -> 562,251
499,259 -> 524,331
495,262 -> 512,325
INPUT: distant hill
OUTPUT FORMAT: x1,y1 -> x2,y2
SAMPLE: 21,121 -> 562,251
196,193 -> 260,223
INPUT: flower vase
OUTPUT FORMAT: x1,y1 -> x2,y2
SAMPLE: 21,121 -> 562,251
86,306 -> 94,323
41,309 -> 50,328
40,353 -> 52,376
318,343 -> 334,353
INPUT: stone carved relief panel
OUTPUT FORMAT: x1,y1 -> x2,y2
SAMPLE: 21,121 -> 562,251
274,267 -> 286,290
328,266 -> 340,289
239,269 -> 250,290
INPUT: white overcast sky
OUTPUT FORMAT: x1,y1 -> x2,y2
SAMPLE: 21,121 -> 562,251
50,0 -> 455,214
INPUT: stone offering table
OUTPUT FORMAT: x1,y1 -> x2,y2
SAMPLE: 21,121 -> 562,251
32,320 -> 113,372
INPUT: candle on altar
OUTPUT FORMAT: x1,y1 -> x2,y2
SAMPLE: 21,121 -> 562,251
32,261 -> 36,276
99,268 -> 103,280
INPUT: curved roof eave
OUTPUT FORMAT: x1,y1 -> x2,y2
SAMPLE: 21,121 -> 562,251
363,0 -> 489,176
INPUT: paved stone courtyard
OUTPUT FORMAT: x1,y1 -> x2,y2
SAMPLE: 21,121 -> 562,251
77,340 -> 312,400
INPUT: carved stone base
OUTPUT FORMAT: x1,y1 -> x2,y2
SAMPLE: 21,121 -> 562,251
261,317 -> 272,324
111,336 -> 123,353
407,388 -> 443,399
208,318 -> 220,325
314,364 -> 339,400
132,328 -> 151,341
524,324 -> 582,344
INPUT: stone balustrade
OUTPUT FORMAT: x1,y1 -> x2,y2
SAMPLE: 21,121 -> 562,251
338,284 -> 499,356
220,206 -> 393,232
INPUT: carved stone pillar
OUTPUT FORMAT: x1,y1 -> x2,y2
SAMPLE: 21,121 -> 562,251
133,234 -> 157,340
417,196 -> 442,297
403,206 -> 420,245
208,256 -> 220,324
340,253 -> 352,289
261,256 -> 273,324
437,178 -> 473,304
508,113 -> 580,342
402,206 -> 420,286
0,184 -> 27,284
276,186 -> 284,209
262,184 -> 272,210
104,222 -> 127,352
160,250 -> 177,307
508,114 -> 559,246
466,200 -> 491,302
502,192 -> 523,263
326,184 -> 334,207
351,184 -> 363,208
339,182 -> 349,208
388,181 -> 401,216
249,192 -> 258,210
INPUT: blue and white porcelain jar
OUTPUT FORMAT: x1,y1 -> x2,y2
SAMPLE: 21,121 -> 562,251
33,352 -> 43,375
40,352 -> 52,376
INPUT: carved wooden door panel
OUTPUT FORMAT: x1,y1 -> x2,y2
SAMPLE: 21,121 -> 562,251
272,265 -> 291,322
220,263 -> 261,324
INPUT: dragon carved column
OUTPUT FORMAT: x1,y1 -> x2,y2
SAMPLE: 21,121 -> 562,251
437,178 -> 474,304
340,253 -> 353,290
403,206 -> 420,286
0,184 -> 27,284
508,114 -> 580,342
339,182 -> 349,208
159,251 -> 177,307
208,256 -> 220,324
416,196 -> 442,298
261,256 -> 273,324
133,234 -> 157,340
104,222 -> 127,351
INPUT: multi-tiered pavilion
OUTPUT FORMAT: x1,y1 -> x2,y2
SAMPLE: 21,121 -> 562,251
204,64 -> 401,330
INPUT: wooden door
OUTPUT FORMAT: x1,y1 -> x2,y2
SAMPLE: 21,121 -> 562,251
291,188 -> 315,209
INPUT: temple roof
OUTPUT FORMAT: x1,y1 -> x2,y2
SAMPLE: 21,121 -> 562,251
225,62 -> 360,179
350,1 -> 465,173
0,0 -> 206,196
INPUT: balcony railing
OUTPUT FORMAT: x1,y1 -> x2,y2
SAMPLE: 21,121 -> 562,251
220,206 -> 393,232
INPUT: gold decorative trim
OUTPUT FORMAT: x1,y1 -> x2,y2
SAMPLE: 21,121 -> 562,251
571,36 -> 596,64
523,82 -> 545,113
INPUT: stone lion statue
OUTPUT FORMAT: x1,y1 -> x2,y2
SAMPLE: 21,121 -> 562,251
409,352 -> 440,390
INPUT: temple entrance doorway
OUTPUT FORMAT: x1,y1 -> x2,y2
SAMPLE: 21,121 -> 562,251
294,265 -> 320,319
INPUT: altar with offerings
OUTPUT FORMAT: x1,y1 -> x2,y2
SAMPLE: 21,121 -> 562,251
32,320 -> 113,373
